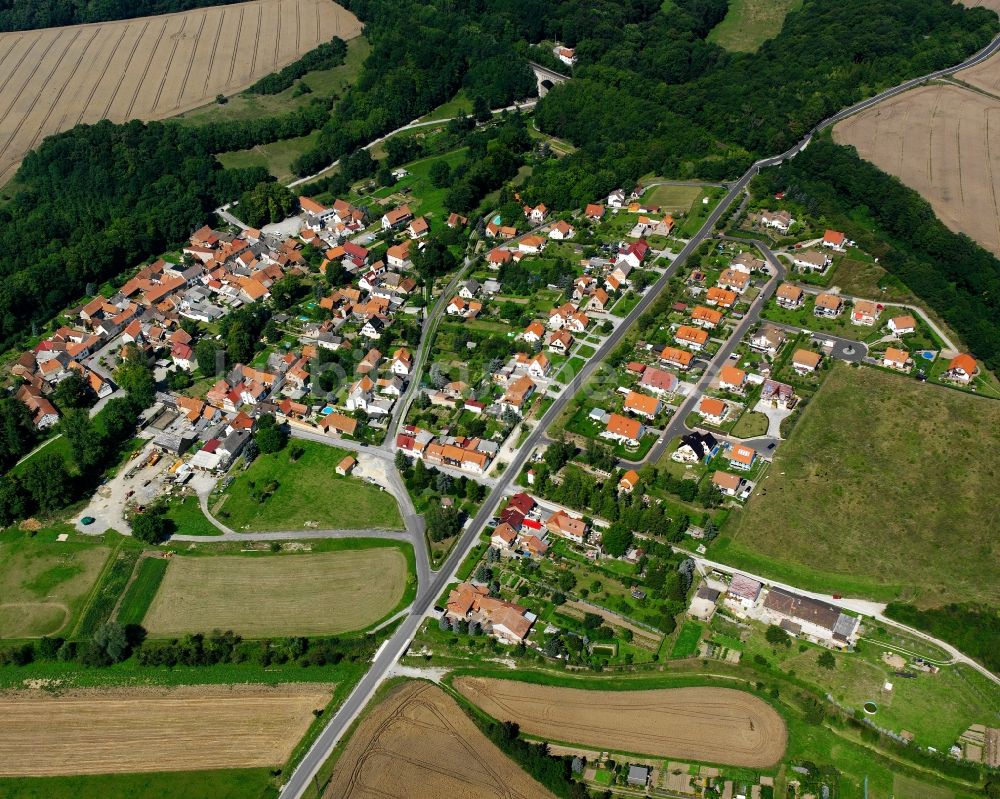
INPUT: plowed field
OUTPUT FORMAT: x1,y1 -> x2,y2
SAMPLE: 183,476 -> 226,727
0,683 -> 333,775
455,678 -> 787,768
0,0 -> 362,183
323,681 -> 557,799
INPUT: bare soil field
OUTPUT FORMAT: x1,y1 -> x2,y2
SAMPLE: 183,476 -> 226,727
142,548 -> 408,637
833,81 -> 1000,255
455,678 -> 787,768
0,0 -> 362,184
960,0 -> 1000,13
0,683 -> 332,775
323,681 -> 557,799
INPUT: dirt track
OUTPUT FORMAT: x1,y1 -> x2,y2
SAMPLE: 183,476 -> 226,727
323,681 -> 557,799
0,0 -> 362,184
834,80 -> 1000,256
0,683 -> 333,775
455,678 -> 787,768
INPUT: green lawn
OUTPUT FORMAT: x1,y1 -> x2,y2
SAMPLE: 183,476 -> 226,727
642,183 -> 703,213
670,620 -> 703,658
214,441 -> 403,532
163,494 -> 220,537
720,364 -> 1000,607
216,132 -> 320,184
708,0 -> 803,52
418,90 -> 472,122
0,768 -> 273,799
115,556 -> 169,627
379,147 -> 469,221
730,410 -> 769,438
0,528 -> 113,639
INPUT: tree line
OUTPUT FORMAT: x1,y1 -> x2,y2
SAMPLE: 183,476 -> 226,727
247,37 -> 347,95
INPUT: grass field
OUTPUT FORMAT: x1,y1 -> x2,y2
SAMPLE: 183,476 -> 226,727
730,410 -> 769,438
642,183 -> 703,213
0,531 -> 112,638
893,774 -> 954,799
215,441 -> 402,531
0,0 -> 362,185
371,147 -> 469,221
456,677 -> 787,767
721,365 -> 1000,606
217,131 -> 320,183
0,768 -> 273,799
670,621 -> 703,658
115,556 -> 168,627
142,545 -> 410,637
0,683 -> 331,775
319,681 -> 557,798
708,0 -> 802,52
163,494 -> 219,536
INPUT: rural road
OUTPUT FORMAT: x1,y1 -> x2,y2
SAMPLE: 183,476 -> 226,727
278,32 -> 1000,797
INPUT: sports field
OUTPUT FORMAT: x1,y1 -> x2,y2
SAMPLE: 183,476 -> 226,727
455,678 -> 787,767
0,683 -> 332,776
708,0 -> 802,52
142,547 -> 408,637
0,0 -> 362,184
0,532 -> 111,638
215,441 -> 403,531
722,365 -> 1000,606
833,80 -> 1000,256
322,681 -> 556,798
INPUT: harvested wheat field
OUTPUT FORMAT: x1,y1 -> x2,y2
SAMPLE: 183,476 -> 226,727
142,548 -> 408,637
0,0 -> 362,183
0,683 -> 332,775
833,82 -> 1000,255
323,681 -> 557,799
456,678 -> 787,768
960,0 -> 1000,13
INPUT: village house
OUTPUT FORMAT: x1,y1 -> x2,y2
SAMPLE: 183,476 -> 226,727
528,353 -> 551,379
728,443 -> 757,471
639,366 -> 678,395
381,204 -> 413,230
718,365 -> 747,393
336,456 -> 356,476
712,471 -> 745,498
762,587 -> 860,649
775,283 -> 804,309
487,247 -> 513,267
882,347 -> 911,371
760,209 -> 793,233
813,293 -> 844,318
691,306 -> 723,329
555,45 -> 577,66
519,234 -> 546,254
793,250 -> 832,272
623,390 -> 661,419
672,431 -> 719,463
386,241 -> 412,269
851,299 -> 882,326
725,574 -> 762,614
602,412 -> 644,446
730,251 -> 764,273
888,314 -> 916,336
607,189 -> 628,209
446,296 -> 482,319
618,469 -> 641,493
546,509 -> 588,544
585,202 -> 605,221
524,203 -> 548,224
586,288 -> 610,312
458,279 -> 481,300
447,213 -> 468,229
660,346 -> 693,370
446,583 -> 536,644
491,522 -> 518,550
547,330 -> 574,354
705,287 -> 738,308
502,374 -> 536,414
675,325 -> 709,351
521,321 -> 546,343
407,216 -> 429,239
716,269 -> 751,295
760,379 -> 794,409
943,353 -> 978,384
697,397 -> 729,426
821,229 -> 847,251
792,349 -> 822,373
390,347 -> 413,376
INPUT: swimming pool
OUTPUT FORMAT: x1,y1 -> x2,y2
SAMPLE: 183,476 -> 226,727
492,214 -> 503,225
321,405 -> 335,415
920,350 -> 935,361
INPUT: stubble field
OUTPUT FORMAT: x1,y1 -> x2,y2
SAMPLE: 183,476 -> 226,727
0,0 -> 362,184
142,547 -> 409,637
323,681 -> 557,799
0,683 -> 333,776
455,678 -> 787,767
833,76 -> 1000,256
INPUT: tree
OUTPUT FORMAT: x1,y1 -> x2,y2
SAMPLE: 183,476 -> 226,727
238,181 -> 298,227
53,372 -> 92,410
394,449 -> 408,472
0,398 -> 37,471
472,94 -> 491,122
818,651 -> 836,669
82,621 -> 130,665
114,350 -> 155,408
601,522 -> 633,558
131,508 -> 169,544
61,409 -> 105,471
254,414 -> 288,453
270,275 -> 305,310
0,475 -> 27,526
167,368 -> 192,390
196,338 -> 223,376
429,160 -> 452,188
765,625 -> 792,648
20,453 -> 71,514
412,235 -> 457,282
426,504 -> 462,541
226,319 -> 254,365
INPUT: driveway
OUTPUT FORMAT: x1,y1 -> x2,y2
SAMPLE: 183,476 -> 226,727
753,399 -> 793,438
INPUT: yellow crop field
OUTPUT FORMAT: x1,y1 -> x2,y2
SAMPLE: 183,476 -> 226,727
0,0 -> 362,184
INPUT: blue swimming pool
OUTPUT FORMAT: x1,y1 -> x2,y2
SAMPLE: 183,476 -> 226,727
920,350 -> 935,361
321,405 -> 335,415
492,214 -> 503,225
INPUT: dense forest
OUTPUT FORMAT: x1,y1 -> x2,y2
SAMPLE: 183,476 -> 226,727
0,0 -> 244,31
755,136 -> 1000,374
